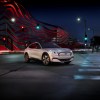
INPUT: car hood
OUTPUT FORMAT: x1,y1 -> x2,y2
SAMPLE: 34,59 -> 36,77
43,48 -> 72,53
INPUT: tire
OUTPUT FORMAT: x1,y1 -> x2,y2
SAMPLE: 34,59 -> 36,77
64,61 -> 71,64
42,53 -> 50,65
24,53 -> 30,63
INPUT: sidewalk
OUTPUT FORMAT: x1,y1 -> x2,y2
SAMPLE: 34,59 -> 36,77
0,50 -> 24,55
73,49 -> 92,54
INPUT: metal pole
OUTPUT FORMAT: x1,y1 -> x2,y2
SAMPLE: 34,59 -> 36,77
92,29 -> 94,37
84,19 -> 87,48
84,19 -> 87,36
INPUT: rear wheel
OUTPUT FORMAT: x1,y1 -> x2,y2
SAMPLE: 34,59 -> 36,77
24,53 -> 30,63
42,53 -> 50,65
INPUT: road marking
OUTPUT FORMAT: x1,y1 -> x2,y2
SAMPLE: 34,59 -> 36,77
78,69 -> 100,72
74,75 -> 100,80
80,64 -> 100,67
80,62 -> 100,67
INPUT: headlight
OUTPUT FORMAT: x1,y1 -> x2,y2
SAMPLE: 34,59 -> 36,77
49,51 -> 58,55
53,52 -> 58,55
70,51 -> 73,56
70,50 -> 73,53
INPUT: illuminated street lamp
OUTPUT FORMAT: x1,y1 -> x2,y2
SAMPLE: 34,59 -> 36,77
77,17 -> 88,46
77,17 -> 81,22
6,17 -> 16,33
10,17 -> 16,23
5,18 -> 16,50
35,24 -> 40,30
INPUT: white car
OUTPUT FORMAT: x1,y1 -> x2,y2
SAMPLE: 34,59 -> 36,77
24,42 -> 74,65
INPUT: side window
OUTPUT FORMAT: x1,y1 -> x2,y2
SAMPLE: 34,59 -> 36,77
29,44 -> 36,48
35,43 -> 41,49
29,43 -> 41,49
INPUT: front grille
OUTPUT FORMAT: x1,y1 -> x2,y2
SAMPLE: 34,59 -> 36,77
59,59 -> 70,62
58,57 -> 74,62
59,52 -> 71,56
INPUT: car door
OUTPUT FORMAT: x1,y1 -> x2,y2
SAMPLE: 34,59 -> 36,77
28,43 -> 37,58
34,43 -> 43,60
28,43 -> 42,60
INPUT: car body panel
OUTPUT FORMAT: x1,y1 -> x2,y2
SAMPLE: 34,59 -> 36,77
24,42 -> 74,64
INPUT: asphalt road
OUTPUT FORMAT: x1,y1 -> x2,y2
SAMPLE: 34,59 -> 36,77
0,53 -> 100,100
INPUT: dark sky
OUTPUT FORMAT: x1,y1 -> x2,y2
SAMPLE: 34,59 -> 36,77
16,0 -> 100,42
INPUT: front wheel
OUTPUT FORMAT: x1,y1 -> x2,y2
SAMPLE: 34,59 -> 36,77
24,53 -> 30,63
42,54 -> 50,65
64,61 -> 71,64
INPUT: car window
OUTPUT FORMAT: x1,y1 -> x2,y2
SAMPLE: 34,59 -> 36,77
29,44 -> 37,49
41,42 -> 60,48
35,43 -> 41,49
29,43 -> 41,49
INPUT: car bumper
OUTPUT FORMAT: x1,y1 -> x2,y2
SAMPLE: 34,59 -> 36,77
50,56 -> 74,63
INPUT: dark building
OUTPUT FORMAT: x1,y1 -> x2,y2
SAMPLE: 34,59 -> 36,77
0,0 -> 69,50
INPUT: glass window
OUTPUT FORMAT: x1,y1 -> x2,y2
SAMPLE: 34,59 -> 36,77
29,43 -> 37,48
29,43 -> 41,49
41,42 -> 60,48
35,43 -> 41,49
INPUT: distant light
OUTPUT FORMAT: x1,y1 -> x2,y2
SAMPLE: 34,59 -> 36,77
21,26 -> 24,29
36,26 -> 40,30
36,24 -> 40,30
77,17 -> 81,22
88,28 -> 90,31
21,26 -> 25,32
85,44 -> 87,46
84,37 -> 88,41
3,37 -> 6,41
11,18 -> 16,22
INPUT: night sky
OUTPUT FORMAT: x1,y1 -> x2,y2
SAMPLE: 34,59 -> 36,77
16,0 -> 100,42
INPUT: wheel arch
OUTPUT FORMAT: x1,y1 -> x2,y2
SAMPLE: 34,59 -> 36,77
41,52 -> 49,58
41,52 -> 51,65
24,52 -> 30,58
24,52 -> 28,55
41,52 -> 51,60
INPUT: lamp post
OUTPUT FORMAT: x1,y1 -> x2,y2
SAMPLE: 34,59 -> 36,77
84,19 -> 87,37
5,17 -> 16,51
6,17 -> 16,34
88,28 -> 95,37
11,18 -> 16,51
77,17 -> 88,46
91,28 -> 94,37
92,29 -> 94,36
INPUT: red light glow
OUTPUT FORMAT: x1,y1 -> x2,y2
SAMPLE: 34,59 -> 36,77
3,37 -> 6,41
21,26 -> 24,29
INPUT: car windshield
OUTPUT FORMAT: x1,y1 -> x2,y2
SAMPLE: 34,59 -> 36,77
41,42 -> 60,48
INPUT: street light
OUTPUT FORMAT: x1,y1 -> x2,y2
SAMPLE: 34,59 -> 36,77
77,17 -> 88,46
77,17 -> 81,22
6,17 -> 16,34
5,18 -> 16,51
10,18 -> 16,23
35,24 -> 41,30
84,19 -> 87,36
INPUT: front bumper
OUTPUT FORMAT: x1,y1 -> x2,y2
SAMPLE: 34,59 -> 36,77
51,56 -> 74,63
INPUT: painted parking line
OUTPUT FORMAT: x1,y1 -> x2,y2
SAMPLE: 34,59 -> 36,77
78,69 -> 100,72
74,75 -> 100,80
